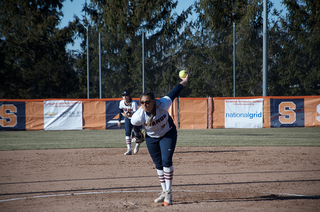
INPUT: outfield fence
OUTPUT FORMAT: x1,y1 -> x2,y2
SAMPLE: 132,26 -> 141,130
1,96 -> 319,131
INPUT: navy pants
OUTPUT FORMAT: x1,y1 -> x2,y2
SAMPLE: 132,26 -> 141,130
124,118 -> 133,137
145,127 -> 177,170
127,119 -> 142,137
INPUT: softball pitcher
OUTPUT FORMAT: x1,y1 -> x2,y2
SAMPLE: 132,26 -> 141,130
118,91 -> 141,155
131,73 -> 189,206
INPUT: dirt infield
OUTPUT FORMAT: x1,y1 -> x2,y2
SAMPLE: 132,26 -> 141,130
0,146 -> 319,211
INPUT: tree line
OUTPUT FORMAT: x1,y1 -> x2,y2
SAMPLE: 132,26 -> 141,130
1,0 -> 319,99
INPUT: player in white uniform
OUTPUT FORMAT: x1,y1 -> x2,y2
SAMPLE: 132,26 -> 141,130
131,73 -> 189,206
118,91 -> 140,155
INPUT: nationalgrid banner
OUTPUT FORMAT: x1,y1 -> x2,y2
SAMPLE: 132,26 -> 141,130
225,99 -> 263,128
44,100 -> 83,130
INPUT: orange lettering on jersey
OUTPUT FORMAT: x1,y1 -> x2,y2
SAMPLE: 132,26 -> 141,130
0,105 -> 17,127
279,102 -> 296,124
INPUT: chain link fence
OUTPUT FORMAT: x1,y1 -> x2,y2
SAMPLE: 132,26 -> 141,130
78,26 -> 319,98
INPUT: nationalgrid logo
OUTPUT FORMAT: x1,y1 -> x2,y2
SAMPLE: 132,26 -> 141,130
226,112 -> 262,119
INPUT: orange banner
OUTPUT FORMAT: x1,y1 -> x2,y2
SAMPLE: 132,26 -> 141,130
26,101 -> 44,130
180,98 -> 207,129
212,98 -> 225,129
83,101 -> 106,130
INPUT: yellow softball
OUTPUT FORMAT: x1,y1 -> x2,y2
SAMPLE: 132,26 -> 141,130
179,70 -> 187,78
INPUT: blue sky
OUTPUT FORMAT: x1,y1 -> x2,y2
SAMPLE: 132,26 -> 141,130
59,0 -> 197,28
59,0 -> 286,50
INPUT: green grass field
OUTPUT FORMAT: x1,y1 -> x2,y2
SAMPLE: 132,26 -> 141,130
0,127 -> 319,151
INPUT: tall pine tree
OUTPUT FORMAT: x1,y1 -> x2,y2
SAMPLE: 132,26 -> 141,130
268,0 -> 320,95
0,0 -> 81,98
84,0 -> 192,98
182,0 -> 265,97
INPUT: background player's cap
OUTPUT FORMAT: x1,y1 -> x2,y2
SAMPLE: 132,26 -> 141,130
122,91 -> 130,96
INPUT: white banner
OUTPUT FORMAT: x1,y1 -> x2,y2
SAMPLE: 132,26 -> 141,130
225,99 -> 263,128
44,100 -> 83,130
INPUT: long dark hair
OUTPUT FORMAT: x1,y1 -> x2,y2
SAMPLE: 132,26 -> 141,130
141,91 -> 156,127
141,91 -> 155,101
123,95 -> 132,105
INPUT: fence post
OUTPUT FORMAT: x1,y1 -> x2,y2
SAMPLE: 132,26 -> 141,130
142,32 -> 145,93
99,33 -> 102,99
87,25 -> 90,99
263,0 -> 268,96
233,22 -> 236,97
208,97 -> 213,129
